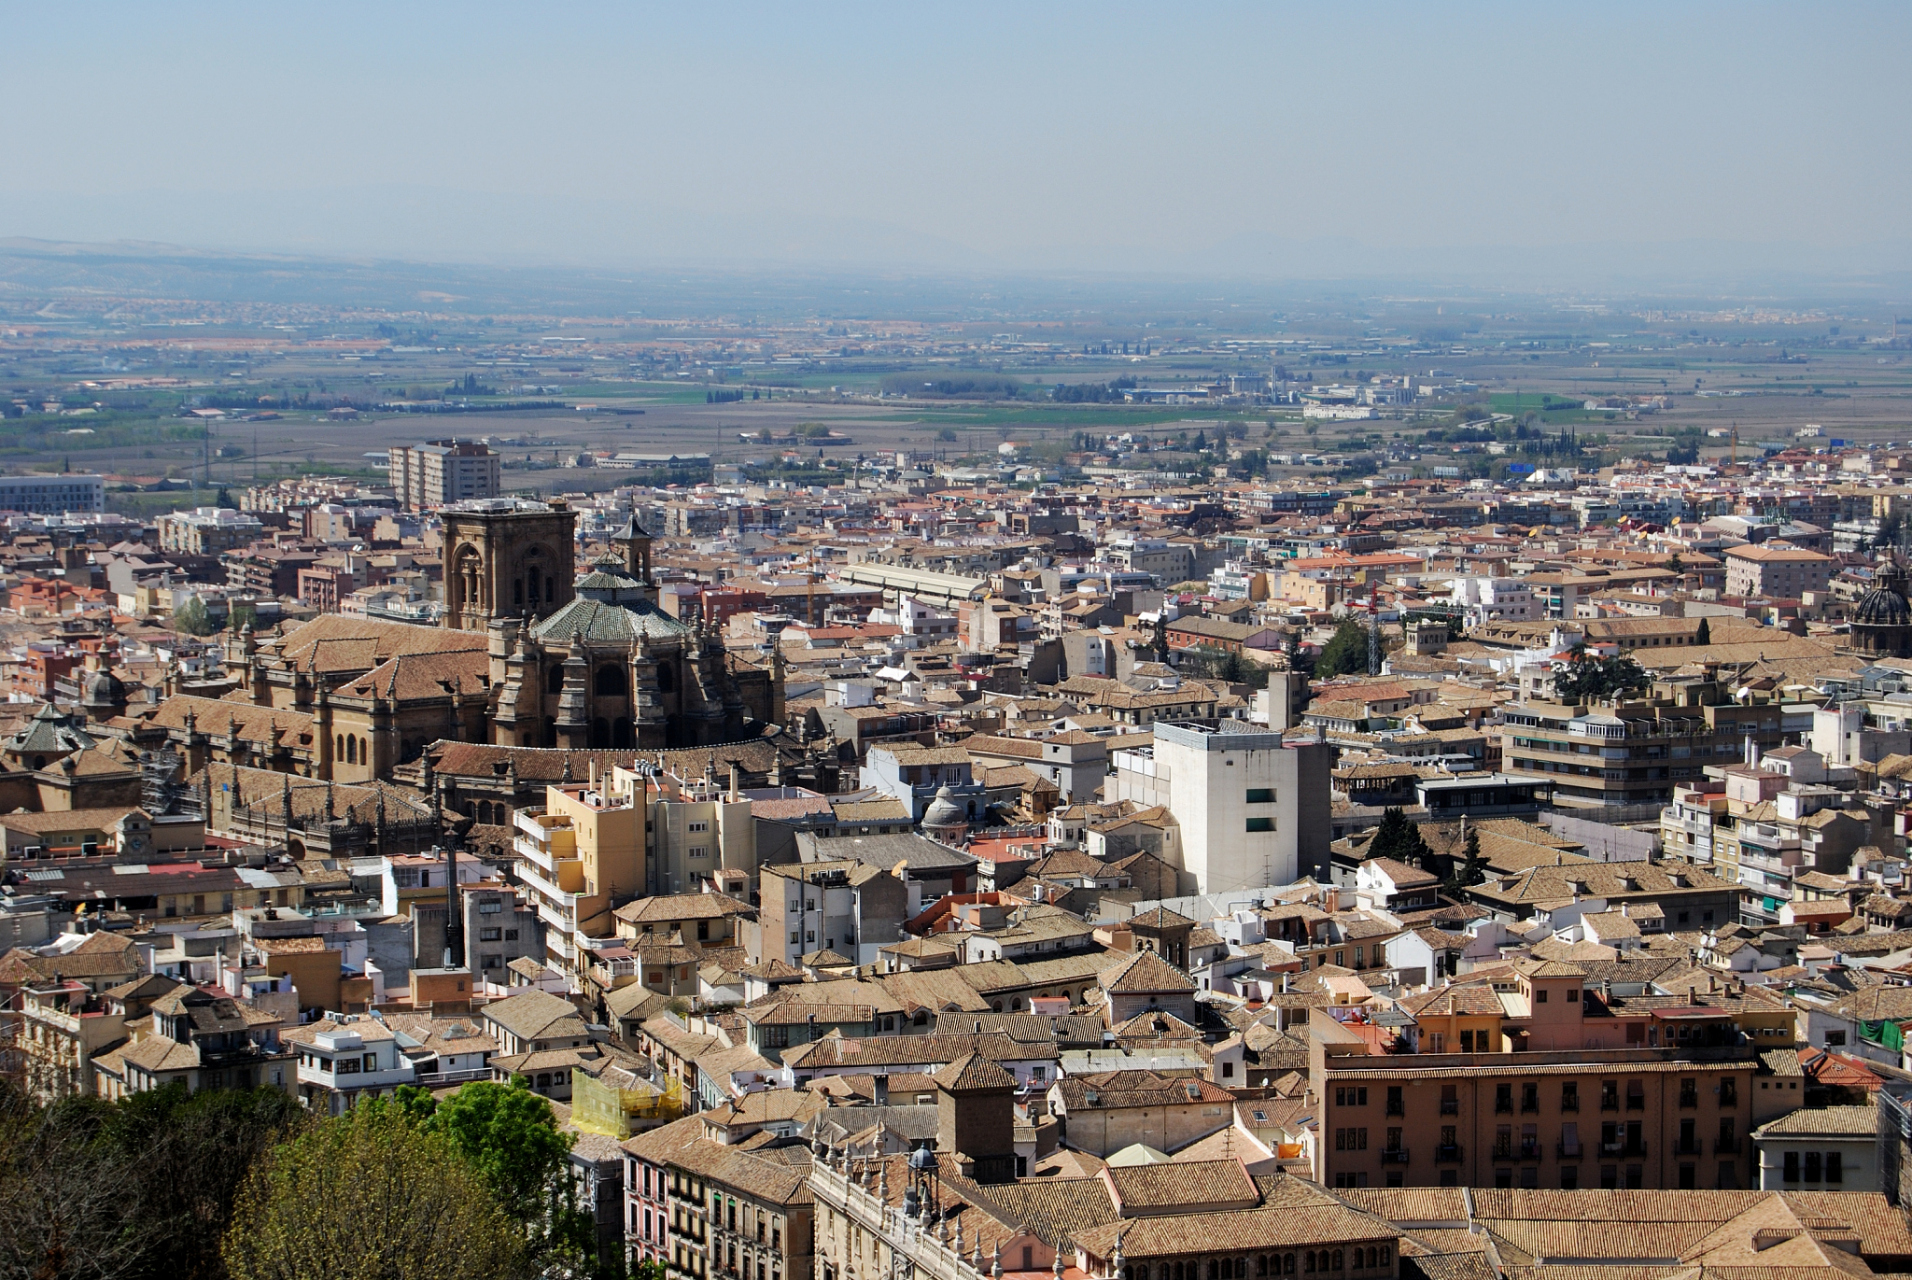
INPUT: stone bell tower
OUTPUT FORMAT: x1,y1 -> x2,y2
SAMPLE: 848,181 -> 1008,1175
440,499 -> 578,631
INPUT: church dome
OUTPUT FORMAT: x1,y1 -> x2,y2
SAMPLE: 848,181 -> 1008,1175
1855,577 -> 1912,627
80,666 -> 127,710
922,785 -> 966,831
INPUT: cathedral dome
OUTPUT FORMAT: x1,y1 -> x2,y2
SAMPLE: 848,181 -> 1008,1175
80,666 -> 127,710
1855,578 -> 1912,627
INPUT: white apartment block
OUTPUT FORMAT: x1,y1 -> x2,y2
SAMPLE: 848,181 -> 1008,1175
0,474 -> 105,515
388,440 -> 501,511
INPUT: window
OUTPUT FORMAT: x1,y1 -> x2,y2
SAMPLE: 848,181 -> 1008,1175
1246,788 -> 1275,803
1827,1152 -> 1843,1184
1626,1079 -> 1645,1110
1601,1080 -> 1619,1111
1495,1083 -> 1513,1113
1246,817 -> 1274,833
1335,1086 -> 1368,1107
1720,1077 -> 1737,1106
480,927 -> 502,942
690,846 -> 709,859
1804,1152 -> 1822,1183
1561,1081 -> 1579,1112
688,822 -> 710,833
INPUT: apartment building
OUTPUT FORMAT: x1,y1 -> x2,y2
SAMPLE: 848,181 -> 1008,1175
624,1114 -> 816,1280
1723,544 -> 1833,599
1109,720 -> 1331,894
388,439 -> 501,511
0,473 -> 106,515
756,859 -> 913,969
512,782 -> 644,985
1311,963 -> 1759,1191
157,506 -> 265,556
1499,685 -> 1786,809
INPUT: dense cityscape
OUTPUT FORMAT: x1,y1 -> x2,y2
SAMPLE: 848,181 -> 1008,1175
9,5 -> 1912,1280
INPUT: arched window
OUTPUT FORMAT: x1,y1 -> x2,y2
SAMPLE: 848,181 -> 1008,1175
336,733 -> 345,760
1257,1257 -> 1269,1278
547,665 -> 566,695
536,1073 -> 551,1089
1305,1254 -> 1316,1274
1208,1262 -> 1218,1280
595,666 -> 627,697
1378,1249 -> 1389,1268
357,736 -> 368,767
1331,1252 -> 1343,1272
912,1010 -> 928,1026
1237,1261 -> 1248,1279
656,662 -> 674,693
514,578 -> 524,607
346,736 -> 357,764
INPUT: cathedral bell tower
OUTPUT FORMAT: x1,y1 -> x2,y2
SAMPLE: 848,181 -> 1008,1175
613,513 -> 656,599
440,499 -> 578,632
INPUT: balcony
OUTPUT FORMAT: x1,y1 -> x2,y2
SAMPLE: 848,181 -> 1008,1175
1385,1101 -> 1405,1117
1715,1137 -> 1741,1155
1435,1144 -> 1463,1163
1381,1148 -> 1411,1164
1557,1142 -> 1582,1159
1440,1099 -> 1459,1115
1601,1139 -> 1649,1158
1519,1140 -> 1541,1160
1675,1138 -> 1702,1156
1492,1140 -> 1514,1160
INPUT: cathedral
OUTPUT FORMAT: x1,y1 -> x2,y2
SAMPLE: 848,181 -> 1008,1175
145,499 -> 783,787
445,499 -> 783,750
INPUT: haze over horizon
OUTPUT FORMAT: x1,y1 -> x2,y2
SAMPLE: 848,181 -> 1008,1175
8,3 -> 1912,291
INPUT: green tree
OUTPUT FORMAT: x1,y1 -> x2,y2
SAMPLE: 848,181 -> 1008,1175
416,1081 -> 576,1237
1151,611 -> 1170,663
1367,807 -> 1431,866
226,601 -> 257,634
1312,619 -> 1370,680
1693,616 -> 1710,646
174,596 -> 215,637
1446,823 -> 1486,895
223,1104 -> 528,1280
934,427 -> 958,442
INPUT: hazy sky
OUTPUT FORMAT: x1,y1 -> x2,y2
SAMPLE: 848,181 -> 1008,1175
8,2 -> 1911,282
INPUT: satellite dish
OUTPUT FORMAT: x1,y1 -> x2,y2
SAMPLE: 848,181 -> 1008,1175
892,860 -> 910,879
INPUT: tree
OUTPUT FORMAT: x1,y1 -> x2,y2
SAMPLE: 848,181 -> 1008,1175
0,1082 -> 306,1280
1313,619 -> 1370,680
1553,645 -> 1649,704
1693,616 -> 1710,646
1367,807 -> 1431,866
1151,612 -> 1170,663
416,1081 -> 578,1246
1446,823 -> 1486,894
1192,429 -> 1208,452
223,1105 -> 528,1280
174,596 -> 215,637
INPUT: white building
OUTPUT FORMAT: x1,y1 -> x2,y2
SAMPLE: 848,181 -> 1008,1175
1450,575 -> 1536,623
0,474 -> 105,515
387,440 -> 501,512
1108,720 -> 1331,895
286,1015 -> 415,1114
